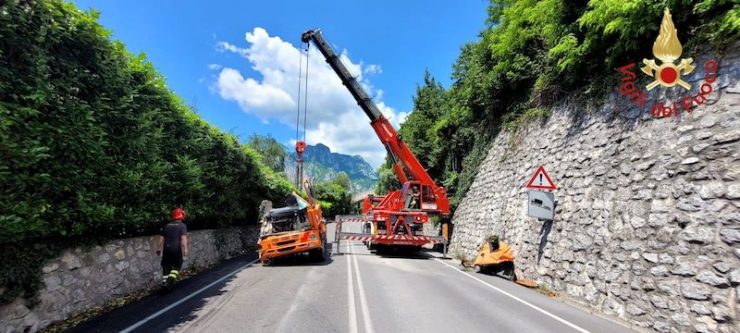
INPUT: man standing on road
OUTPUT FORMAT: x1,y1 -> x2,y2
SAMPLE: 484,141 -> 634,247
156,207 -> 189,285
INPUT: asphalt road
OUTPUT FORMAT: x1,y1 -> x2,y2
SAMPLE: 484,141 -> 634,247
66,222 -> 636,333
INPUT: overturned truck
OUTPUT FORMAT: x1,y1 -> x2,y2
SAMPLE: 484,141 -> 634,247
257,190 -> 326,264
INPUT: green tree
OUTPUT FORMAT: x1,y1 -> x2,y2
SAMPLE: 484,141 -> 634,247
333,171 -> 351,190
314,181 -> 351,218
399,71 -> 447,178
397,0 -> 738,211
247,134 -> 287,173
374,158 -> 401,195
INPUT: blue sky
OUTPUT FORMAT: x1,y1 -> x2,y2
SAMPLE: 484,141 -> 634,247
72,0 -> 488,167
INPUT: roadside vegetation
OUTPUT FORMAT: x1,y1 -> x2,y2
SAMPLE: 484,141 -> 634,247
381,0 -> 738,209
247,134 -> 353,218
0,0 -> 293,304
314,172 -> 353,218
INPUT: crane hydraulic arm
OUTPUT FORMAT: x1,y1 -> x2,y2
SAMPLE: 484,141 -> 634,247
301,29 -> 449,216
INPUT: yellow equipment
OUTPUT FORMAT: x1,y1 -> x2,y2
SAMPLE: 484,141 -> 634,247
474,235 -> 537,288
474,235 -> 514,268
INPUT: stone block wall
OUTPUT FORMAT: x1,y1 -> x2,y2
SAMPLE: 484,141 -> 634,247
422,221 -> 439,237
0,226 -> 258,333
449,46 -> 739,333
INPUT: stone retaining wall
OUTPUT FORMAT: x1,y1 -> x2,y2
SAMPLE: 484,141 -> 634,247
449,46 -> 739,333
422,221 -> 439,237
0,226 -> 259,333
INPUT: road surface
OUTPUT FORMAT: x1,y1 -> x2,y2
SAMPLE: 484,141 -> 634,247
66,222 -> 636,333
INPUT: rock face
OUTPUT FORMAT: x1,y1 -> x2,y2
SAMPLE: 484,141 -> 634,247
449,46 -> 739,333
0,226 -> 259,333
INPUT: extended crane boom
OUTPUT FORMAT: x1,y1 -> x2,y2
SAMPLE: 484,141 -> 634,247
301,29 -> 449,217
301,30 -> 383,123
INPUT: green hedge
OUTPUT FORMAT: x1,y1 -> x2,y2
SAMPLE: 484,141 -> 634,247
0,0 -> 292,303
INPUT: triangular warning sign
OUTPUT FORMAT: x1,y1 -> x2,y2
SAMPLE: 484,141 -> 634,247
526,165 -> 556,190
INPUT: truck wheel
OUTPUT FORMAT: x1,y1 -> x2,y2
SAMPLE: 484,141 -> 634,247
309,248 -> 325,262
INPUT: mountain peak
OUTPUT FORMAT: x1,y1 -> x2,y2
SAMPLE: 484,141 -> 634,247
286,143 -> 378,192
314,143 -> 331,152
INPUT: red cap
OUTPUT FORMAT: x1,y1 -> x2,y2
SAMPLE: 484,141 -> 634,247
171,208 -> 185,220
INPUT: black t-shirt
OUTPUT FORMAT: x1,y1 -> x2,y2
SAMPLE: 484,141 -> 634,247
161,221 -> 187,252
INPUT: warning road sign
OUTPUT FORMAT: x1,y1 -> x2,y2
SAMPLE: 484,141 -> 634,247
526,165 -> 556,190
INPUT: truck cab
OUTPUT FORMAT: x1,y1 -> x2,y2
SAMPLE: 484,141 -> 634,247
257,192 -> 326,263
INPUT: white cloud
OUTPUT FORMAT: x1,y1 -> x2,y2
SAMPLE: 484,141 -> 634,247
364,64 -> 382,75
216,41 -> 249,58
213,27 -> 405,168
396,111 -> 409,125
207,63 -> 222,70
217,68 -> 295,118
305,112 -> 387,168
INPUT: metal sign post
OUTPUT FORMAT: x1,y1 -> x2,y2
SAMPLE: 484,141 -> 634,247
442,223 -> 449,259
335,219 -> 341,255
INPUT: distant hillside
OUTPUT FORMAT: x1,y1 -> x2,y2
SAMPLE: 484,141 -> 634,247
285,143 -> 378,193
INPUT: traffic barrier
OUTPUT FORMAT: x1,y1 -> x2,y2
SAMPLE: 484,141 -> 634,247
336,215 -> 369,223
334,215 -> 447,256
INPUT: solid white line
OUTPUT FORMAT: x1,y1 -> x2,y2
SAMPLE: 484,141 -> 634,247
347,243 -> 359,333
350,242 -> 375,333
119,258 -> 259,333
433,258 -> 591,333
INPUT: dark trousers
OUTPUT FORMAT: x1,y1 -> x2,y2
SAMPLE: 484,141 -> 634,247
161,247 -> 183,276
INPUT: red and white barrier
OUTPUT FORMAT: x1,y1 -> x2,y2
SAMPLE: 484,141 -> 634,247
338,233 -> 446,244
336,215 -> 369,224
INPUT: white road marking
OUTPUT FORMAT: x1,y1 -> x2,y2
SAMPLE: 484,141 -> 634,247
119,258 -> 259,333
350,242 -> 375,333
346,243 -> 359,333
433,258 -> 591,333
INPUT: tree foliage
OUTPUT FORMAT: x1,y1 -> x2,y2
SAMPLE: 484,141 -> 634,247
374,158 -> 401,195
333,172 -> 351,191
0,0 -> 292,303
314,175 -> 352,218
397,0 -> 738,210
247,134 -> 288,173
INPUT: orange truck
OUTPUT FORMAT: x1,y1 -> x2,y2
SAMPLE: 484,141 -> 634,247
257,186 -> 326,264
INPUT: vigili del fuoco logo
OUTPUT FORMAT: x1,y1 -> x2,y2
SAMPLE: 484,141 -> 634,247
617,8 -> 719,119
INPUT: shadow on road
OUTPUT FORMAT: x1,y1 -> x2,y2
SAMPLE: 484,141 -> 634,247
376,252 -> 431,260
374,248 -> 434,260
474,261 -> 517,282
332,241 -> 434,260
265,255 -> 334,267
63,254 -> 257,333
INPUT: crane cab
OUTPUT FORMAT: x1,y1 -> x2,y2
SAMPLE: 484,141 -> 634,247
400,181 -> 438,212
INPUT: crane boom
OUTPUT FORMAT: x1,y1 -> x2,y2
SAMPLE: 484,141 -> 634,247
301,29 -> 449,216
301,30 -> 383,122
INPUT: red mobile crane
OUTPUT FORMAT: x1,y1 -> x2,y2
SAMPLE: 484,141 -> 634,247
300,29 -> 450,251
